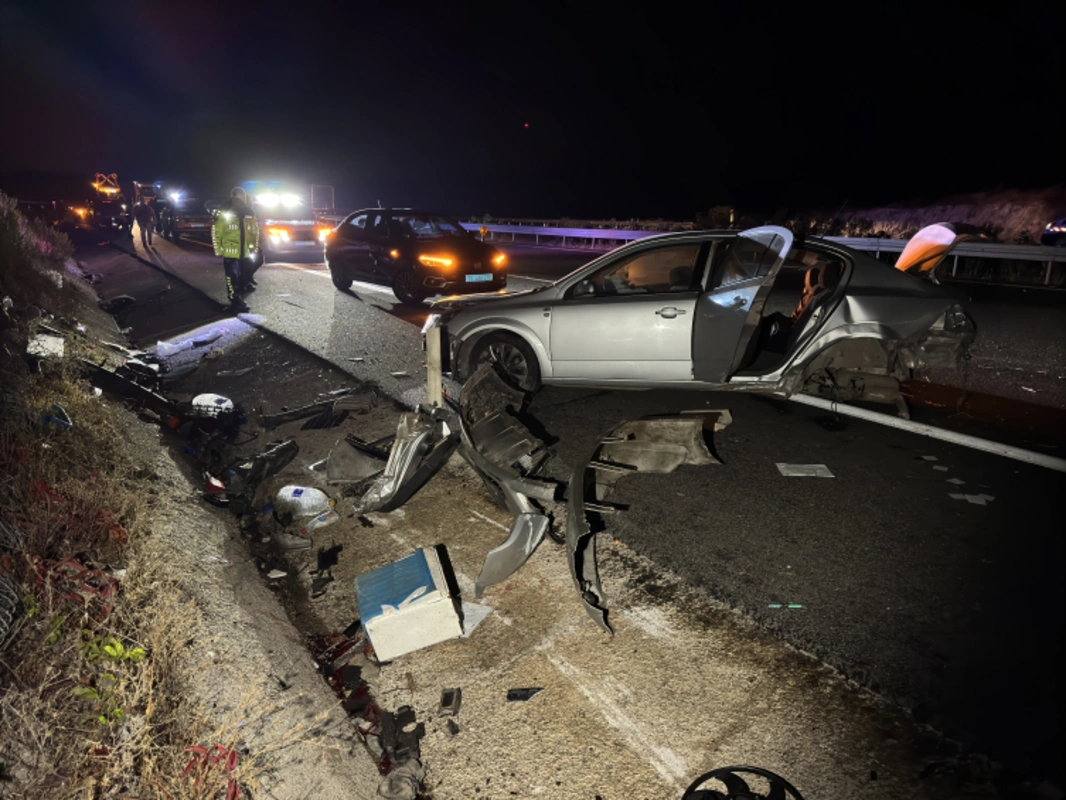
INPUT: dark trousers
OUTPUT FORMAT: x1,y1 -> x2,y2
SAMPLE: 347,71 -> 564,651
240,255 -> 260,290
224,258 -> 242,301
139,222 -> 153,247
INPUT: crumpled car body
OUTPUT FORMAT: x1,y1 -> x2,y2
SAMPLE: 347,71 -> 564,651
425,226 -> 975,404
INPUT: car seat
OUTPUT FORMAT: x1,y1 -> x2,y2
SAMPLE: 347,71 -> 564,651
791,261 -> 841,323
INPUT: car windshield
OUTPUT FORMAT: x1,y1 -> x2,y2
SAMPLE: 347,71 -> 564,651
391,214 -> 467,239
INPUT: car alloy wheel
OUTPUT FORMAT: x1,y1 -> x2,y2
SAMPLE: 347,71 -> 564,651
473,335 -> 541,393
392,268 -> 426,307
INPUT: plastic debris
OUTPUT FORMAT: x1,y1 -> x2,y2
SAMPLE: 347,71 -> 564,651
267,569 -> 287,579
217,366 -> 255,377
156,339 -> 193,358
275,486 -> 334,519
327,436 -> 388,484
40,403 -> 72,430
300,509 -> 340,534
947,477 -> 966,485
191,393 -> 235,417
920,455 -> 938,462
932,465 -> 949,472
460,601 -> 493,637
439,687 -> 462,716
776,463 -> 834,478
376,757 -> 425,800
27,333 -> 65,358
307,458 -> 328,472
949,493 -> 995,506
506,687 -> 544,702
390,371 -> 410,377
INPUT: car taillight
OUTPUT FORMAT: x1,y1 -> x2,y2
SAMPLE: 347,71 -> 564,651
317,226 -> 332,242
267,226 -> 291,243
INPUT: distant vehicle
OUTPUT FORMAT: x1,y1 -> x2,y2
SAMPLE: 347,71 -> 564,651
324,209 -> 508,306
90,173 -> 131,231
241,181 -> 334,261
425,226 -> 974,413
1041,218 -> 1066,247
159,193 -> 213,239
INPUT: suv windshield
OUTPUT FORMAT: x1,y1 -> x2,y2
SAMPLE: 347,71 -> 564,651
391,214 -> 467,239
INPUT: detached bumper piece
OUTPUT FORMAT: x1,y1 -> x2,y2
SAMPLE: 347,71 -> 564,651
355,409 -> 459,514
567,412 -> 732,633
457,365 -> 561,597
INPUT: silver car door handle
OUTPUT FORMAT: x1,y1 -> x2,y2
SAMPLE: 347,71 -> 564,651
655,307 -> 686,318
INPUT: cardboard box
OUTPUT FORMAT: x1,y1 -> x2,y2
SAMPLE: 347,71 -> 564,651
355,547 -> 463,662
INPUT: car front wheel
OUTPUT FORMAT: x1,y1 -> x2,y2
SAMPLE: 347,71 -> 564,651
393,268 -> 426,307
471,333 -> 542,393
331,270 -> 351,291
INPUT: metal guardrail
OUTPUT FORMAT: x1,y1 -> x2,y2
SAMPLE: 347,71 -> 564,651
461,223 -> 1066,286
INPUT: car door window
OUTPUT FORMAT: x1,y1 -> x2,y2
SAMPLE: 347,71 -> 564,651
348,214 -> 367,230
713,237 -> 780,288
570,245 -> 702,298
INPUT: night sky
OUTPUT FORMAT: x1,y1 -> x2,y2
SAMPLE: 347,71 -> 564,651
1,0 -> 1062,219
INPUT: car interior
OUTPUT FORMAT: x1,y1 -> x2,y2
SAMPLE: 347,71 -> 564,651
732,246 -> 845,374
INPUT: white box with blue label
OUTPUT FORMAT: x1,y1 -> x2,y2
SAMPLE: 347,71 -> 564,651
355,547 -> 463,662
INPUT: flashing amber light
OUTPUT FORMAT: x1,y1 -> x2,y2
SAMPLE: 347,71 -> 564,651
267,226 -> 291,243
389,249 -> 400,259
72,207 -> 87,218
316,225 -> 332,242
418,254 -> 454,268
492,253 -> 506,267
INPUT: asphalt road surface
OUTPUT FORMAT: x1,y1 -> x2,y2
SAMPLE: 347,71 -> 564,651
91,229 -> 1066,782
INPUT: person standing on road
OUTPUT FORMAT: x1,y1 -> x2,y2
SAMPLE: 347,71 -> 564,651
211,187 -> 259,313
132,198 -> 157,248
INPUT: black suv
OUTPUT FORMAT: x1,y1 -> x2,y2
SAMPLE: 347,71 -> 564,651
324,209 -> 507,306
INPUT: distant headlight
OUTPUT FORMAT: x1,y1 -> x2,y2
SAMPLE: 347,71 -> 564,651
419,255 -> 454,268
281,194 -> 300,208
257,193 -> 279,208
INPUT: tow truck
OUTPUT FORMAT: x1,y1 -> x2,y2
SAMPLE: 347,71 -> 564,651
90,173 -> 131,231
242,181 -> 335,259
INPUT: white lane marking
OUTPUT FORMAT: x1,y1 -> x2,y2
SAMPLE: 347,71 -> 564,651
470,509 -> 509,532
545,653 -> 689,789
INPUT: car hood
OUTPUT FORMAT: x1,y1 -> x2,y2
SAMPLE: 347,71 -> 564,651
431,284 -> 555,314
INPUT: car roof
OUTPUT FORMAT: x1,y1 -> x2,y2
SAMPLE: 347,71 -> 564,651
350,208 -> 454,216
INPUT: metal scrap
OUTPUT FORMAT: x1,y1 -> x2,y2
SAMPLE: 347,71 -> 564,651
354,409 -> 459,513
567,412 -> 730,633
475,512 -> 550,597
327,435 -> 389,484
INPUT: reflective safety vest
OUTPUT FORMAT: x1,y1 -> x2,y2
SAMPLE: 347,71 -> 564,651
211,209 -> 259,259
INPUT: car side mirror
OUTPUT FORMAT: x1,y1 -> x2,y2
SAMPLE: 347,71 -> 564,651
572,280 -> 594,298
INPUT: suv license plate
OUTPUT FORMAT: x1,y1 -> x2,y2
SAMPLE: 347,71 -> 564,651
466,273 -> 492,283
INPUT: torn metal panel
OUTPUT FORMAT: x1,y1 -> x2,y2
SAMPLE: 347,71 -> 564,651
469,410 -> 553,476
458,363 -> 527,427
456,412 -> 558,515
355,410 -> 459,513
566,412 -> 731,634
326,437 -> 388,484
474,512 -> 550,598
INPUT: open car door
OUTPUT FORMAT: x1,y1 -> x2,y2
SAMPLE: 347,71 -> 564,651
692,226 -> 793,384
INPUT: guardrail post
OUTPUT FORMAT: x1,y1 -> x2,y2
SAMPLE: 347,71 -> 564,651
1046,260 -> 1053,286
536,233 -> 539,245
562,235 -> 566,246
952,255 -> 958,277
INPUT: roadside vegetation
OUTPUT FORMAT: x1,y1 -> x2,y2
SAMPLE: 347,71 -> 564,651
0,190 -> 259,798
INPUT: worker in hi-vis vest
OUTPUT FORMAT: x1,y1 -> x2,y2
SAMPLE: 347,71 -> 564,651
211,187 -> 259,313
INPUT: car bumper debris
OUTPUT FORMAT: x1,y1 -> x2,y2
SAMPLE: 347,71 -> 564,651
567,412 -> 732,633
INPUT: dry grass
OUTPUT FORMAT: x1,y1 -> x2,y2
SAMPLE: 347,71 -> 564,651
0,191 -> 81,325
0,357 -> 322,798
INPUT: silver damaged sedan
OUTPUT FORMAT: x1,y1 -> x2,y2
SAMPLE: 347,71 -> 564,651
424,226 -> 975,411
